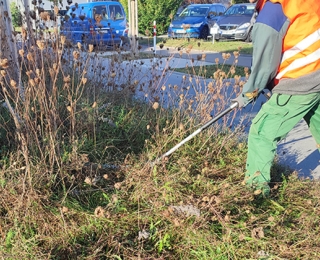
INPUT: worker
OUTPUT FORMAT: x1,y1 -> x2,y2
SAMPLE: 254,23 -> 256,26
232,0 -> 320,197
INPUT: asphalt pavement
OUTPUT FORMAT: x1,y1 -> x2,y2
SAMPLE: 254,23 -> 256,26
137,45 -> 320,179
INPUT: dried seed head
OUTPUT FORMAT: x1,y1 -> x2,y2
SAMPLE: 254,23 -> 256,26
54,6 -> 59,15
29,79 -> 36,87
110,72 -> 116,78
152,102 -> 159,110
40,11 -> 50,21
37,40 -> 45,50
60,35 -> 66,45
72,51 -> 80,60
34,78 -> 40,84
26,70 -> 33,77
21,28 -> 27,40
114,182 -> 122,189
254,189 -> 262,195
0,59 -> 9,69
94,206 -> 105,218
66,106 -> 72,112
10,79 -> 17,89
63,75 -> 71,83
88,44 -> 94,52
49,68 -> 54,78
81,77 -> 87,84
183,24 -> 190,30
1,70 -> 6,77
61,206 -> 68,213
77,42 -> 82,50
186,44 -> 193,53
222,53 -> 227,60
27,53 -> 33,61
92,101 -> 97,108
36,69 -> 41,76
19,49 -> 25,57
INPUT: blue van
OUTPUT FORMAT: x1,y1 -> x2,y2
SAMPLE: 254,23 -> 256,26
60,1 -> 128,47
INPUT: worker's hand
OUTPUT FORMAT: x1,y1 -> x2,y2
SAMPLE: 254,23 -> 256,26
231,94 -> 248,108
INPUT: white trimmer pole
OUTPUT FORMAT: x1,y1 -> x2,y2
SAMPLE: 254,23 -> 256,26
151,102 -> 238,165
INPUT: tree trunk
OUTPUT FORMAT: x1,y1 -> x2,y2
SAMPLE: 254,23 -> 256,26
0,0 -> 19,79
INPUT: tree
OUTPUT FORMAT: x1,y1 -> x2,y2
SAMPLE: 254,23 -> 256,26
10,2 -> 22,28
0,0 -> 19,81
120,0 -> 183,35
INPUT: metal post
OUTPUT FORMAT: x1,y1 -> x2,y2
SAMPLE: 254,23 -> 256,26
153,20 -> 156,55
135,0 -> 138,38
129,0 -> 138,53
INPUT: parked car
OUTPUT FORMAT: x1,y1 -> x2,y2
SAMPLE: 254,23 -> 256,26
167,4 -> 226,39
60,1 -> 128,47
216,3 -> 256,42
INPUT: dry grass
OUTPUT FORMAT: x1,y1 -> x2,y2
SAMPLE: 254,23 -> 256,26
0,5 -> 319,260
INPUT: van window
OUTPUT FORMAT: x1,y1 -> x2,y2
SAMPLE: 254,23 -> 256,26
69,6 -> 89,19
93,5 -> 108,21
109,5 -> 125,20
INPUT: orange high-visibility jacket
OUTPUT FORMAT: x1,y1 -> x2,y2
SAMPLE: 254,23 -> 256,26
269,0 -> 320,80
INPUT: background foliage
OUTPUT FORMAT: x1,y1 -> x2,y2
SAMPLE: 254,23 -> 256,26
10,2 -> 22,28
119,0 -> 247,35
120,0 -> 183,35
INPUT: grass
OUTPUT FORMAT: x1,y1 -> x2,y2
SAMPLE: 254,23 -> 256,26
1,12 -> 319,260
139,36 -> 254,55
174,64 -> 250,78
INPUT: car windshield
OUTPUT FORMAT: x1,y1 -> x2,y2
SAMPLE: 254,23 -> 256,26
179,6 -> 209,17
224,5 -> 255,16
109,4 -> 125,20
93,4 -> 125,21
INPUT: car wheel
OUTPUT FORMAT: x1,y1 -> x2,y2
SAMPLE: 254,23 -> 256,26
200,26 -> 209,40
245,28 -> 252,42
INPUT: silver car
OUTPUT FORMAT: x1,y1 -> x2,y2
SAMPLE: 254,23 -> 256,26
216,3 -> 256,42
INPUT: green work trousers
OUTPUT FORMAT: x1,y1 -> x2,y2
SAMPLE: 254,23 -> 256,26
245,92 -> 320,186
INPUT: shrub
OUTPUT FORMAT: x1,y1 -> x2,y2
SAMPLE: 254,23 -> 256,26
10,2 -> 22,28
120,0 -> 183,35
